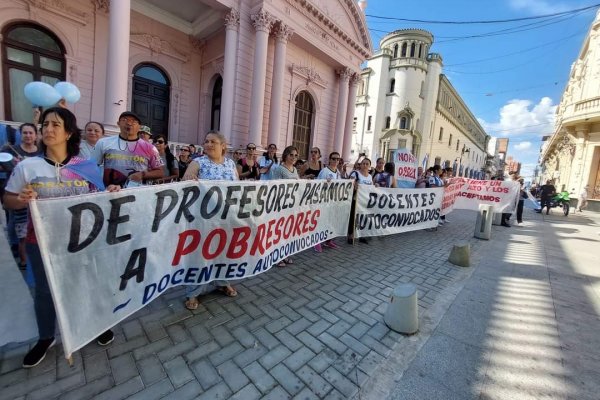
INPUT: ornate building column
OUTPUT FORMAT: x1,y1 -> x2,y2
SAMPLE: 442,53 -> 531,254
248,8 -> 274,147
333,68 -> 352,152
104,0 -> 131,126
342,73 -> 360,160
267,22 -> 293,149
220,9 -> 240,142
570,124 -> 590,190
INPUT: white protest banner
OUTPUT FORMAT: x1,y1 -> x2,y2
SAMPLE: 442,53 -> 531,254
440,182 -> 463,216
392,148 -> 417,188
29,179 -> 352,358
354,185 -> 444,237
450,178 -> 520,212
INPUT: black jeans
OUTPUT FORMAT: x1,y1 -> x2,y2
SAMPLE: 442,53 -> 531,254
517,200 -> 524,223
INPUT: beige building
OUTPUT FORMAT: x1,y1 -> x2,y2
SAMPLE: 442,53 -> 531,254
540,10 -> 600,210
353,28 -> 488,177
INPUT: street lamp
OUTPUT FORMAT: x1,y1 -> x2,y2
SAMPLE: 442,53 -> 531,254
459,146 -> 470,176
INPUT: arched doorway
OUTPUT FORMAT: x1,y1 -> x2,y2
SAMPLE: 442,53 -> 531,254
292,91 -> 314,159
1,23 -> 65,122
131,63 -> 170,137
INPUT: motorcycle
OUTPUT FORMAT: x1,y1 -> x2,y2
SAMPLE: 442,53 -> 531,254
535,191 -> 571,215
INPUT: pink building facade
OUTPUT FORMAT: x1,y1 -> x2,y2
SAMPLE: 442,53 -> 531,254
0,0 -> 372,159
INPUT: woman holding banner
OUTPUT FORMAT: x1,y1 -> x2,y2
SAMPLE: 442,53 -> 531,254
3,107 -> 120,368
271,145 -> 300,266
181,130 -> 239,310
348,157 -> 373,244
373,162 -> 397,188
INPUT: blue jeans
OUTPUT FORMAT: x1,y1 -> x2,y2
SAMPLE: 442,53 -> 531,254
26,243 -> 56,339
186,280 -> 230,299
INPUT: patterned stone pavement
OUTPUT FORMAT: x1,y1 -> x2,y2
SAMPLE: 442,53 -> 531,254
0,210 -> 482,399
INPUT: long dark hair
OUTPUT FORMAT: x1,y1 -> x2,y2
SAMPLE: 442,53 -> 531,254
264,143 -> 278,163
281,145 -> 298,164
154,134 -> 175,171
40,107 -> 81,157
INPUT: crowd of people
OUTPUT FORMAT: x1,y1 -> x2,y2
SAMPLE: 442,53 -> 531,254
0,107 -> 521,370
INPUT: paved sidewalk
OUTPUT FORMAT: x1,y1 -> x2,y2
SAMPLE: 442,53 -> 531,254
363,207 -> 600,400
0,210 -> 481,399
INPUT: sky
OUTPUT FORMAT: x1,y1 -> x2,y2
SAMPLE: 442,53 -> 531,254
362,0 -> 599,179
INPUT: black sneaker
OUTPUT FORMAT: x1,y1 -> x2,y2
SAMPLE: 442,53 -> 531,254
23,338 -> 55,368
358,238 -> 369,244
96,330 -> 114,346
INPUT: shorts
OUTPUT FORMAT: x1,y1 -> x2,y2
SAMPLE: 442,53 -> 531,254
15,222 -> 27,239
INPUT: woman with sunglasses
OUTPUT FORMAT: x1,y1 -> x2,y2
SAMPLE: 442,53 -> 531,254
148,135 -> 179,183
300,147 -> 322,179
348,157 -> 373,244
178,146 -> 192,179
258,143 -> 278,180
271,145 -> 299,266
181,131 -> 239,310
237,143 -> 260,180
314,152 -> 343,252
3,107 -> 120,368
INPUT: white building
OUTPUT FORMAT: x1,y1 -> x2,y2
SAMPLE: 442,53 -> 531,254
540,10 -> 600,210
353,29 -> 487,177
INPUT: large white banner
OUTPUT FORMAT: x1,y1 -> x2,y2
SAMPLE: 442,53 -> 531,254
354,186 -> 444,237
450,178 -> 520,213
29,179 -> 352,358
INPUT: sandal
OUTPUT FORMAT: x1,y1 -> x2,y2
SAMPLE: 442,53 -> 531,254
185,297 -> 199,310
277,261 -> 287,267
284,258 -> 293,265
217,286 -> 238,297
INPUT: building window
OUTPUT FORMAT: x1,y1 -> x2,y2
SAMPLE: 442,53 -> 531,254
434,156 -> 441,166
385,116 -> 391,129
353,117 -> 357,131
410,43 -> 416,57
292,91 -> 314,159
393,43 -> 398,58
210,76 -> 222,130
401,42 -> 407,57
367,115 -> 372,131
438,127 -> 444,141
2,23 -> 65,122
389,78 -> 395,93
456,140 -> 460,151
448,134 -> 453,147
400,116 -> 409,130
418,44 -> 423,58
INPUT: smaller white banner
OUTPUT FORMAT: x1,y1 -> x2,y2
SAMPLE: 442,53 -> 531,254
392,149 -> 418,188
354,186 -> 444,237
450,178 -> 520,213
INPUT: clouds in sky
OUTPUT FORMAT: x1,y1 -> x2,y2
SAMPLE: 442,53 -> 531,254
514,141 -> 532,150
478,97 -> 556,137
508,0 -> 571,14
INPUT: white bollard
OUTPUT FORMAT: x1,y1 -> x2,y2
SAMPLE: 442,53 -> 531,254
384,283 -> 418,334
474,204 -> 493,240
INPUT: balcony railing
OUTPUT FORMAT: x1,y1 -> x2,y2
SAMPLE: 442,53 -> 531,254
574,96 -> 600,112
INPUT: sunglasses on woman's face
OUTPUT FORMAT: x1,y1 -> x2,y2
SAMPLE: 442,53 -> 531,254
234,152 -> 242,156
154,140 -> 165,144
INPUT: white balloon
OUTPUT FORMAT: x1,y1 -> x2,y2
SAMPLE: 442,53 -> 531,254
54,81 -> 81,103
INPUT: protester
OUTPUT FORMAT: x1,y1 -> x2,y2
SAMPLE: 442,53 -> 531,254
237,143 -> 260,180
91,111 -> 164,187
348,157 -> 373,244
1,123 -> 41,268
415,166 -> 428,188
372,157 -> 385,177
300,147 -> 322,179
373,162 -> 397,188
315,151 -> 342,252
258,143 -> 278,180
181,131 -> 238,310
516,179 -> 526,225
232,148 -> 243,163
80,121 -> 104,159
577,185 -> 589,212
177,145 -> 192,179
539,179 -> 556,215
270,145 -> 300,265
148,134 -> 178,183
3,107 -> 120,368
338,157 -> 349,179
138,125 -> 152,142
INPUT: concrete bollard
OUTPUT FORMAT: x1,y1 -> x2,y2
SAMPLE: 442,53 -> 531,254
492,212 -> 503,226
474,204 -> 493,240
384,283 -> 418,334
448,243 -> 470,267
